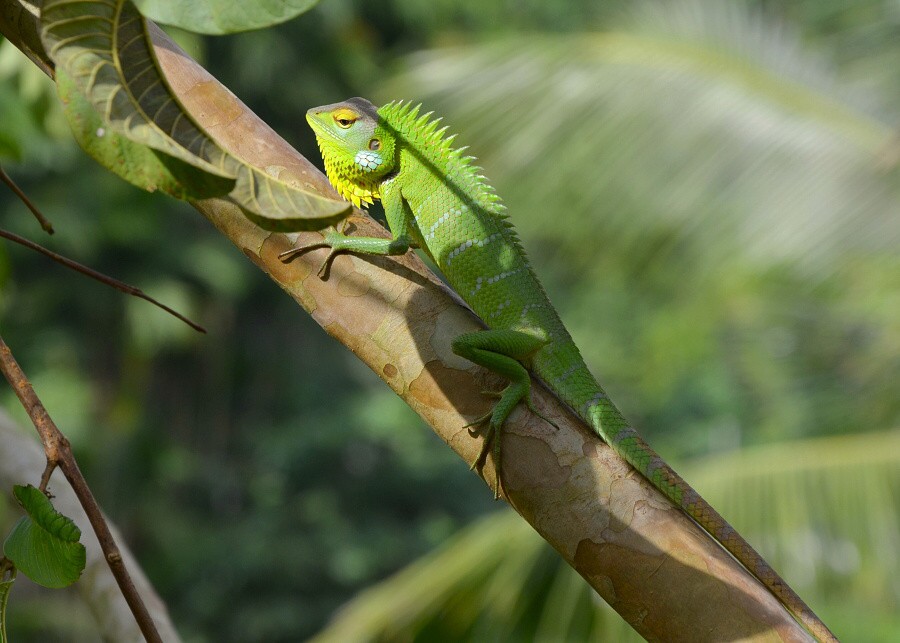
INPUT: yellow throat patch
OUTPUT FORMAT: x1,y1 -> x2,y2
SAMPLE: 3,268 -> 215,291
318,139 -> 381,209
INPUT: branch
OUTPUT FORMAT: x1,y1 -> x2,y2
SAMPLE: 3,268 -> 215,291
0,410 -> 181,642
0,3 -> 816,640
0,335 -> 164,643
0,227 -> 206,333
0,166 -> 54,233
150,31 -> 819,641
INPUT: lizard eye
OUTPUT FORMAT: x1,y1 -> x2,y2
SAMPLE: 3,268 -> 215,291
333,110 -> 358,129
368,139 -> 381,151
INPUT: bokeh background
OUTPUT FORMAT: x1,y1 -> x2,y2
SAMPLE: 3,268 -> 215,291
1,0 -> 898,640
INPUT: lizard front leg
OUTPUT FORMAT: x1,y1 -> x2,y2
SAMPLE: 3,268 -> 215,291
451,329 -> 552,498
279,183 -> 416,275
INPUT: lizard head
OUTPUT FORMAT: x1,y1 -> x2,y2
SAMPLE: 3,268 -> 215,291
306,97 -> 396,208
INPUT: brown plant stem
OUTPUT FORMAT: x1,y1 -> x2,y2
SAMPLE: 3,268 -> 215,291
0,165 -> 54,234
0,227 -> 206,333
0,334 -> 163,643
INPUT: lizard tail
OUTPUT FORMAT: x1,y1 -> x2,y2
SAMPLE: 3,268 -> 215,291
570,388 -> 839,642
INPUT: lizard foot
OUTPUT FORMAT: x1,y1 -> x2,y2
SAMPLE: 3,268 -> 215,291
279,246 -> 340,277
525,397 -> 560,431
464,386 -> 552,499
477,389 -> 559,430
464,414 -> 505,499
278,229 -> 345,277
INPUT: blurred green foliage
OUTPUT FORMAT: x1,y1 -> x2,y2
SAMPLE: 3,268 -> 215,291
0,0 -> 898,641
314,431 -> 900,642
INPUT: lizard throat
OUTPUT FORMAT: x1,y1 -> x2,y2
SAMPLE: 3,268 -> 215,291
319,141 -> 381,209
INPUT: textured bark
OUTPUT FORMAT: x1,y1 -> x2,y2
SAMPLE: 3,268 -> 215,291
0,3 -> 814,640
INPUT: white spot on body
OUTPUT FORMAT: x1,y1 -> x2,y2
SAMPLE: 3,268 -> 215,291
489,299 -> 513,319
557,363 -> 580,383
96,127 -> 105,137
447,232 -> 501,264
582,391 -> 609,414
486,268 -> 522,285
520,303 -> 544,320
425,205 -> 468,241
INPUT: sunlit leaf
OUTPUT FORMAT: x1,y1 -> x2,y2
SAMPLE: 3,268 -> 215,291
40,0 -> 230,177
57,67 -> 235,199
41,0 -> 350,228
3,485 -> 86,589
134,0 -> 320,35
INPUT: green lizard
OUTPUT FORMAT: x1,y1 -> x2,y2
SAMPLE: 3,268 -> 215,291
280,97 -> 837,642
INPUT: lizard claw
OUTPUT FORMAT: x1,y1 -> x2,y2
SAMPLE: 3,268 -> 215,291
526,398 -> 560,431
316,249 -> 341,277
464,411 -> 492,472
463,411 -> 492,432
278,238 -> 329,262
464,414 -> 505,499
466,388 -> 550,499
279,231 -> 343,278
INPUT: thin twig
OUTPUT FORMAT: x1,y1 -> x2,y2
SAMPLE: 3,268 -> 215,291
0,166 -> 54,234
0,227 -> 206,333
0,335 -> 163,643
39,461 -> 56,494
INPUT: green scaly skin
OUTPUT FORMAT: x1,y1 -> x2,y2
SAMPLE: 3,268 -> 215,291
283,97 -> 838,642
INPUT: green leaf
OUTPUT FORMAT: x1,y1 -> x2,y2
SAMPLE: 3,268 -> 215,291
57,67 -> 235,200
312,431 -> 900,642
3,485 -> 86,589
387,4 -> 897,272
134,0 -> 321,35
41,0 -> 350,229
40,0 -> 231,178
11,486 -> 81,544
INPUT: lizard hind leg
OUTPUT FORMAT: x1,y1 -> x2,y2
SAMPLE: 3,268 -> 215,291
451,329 -> 550,498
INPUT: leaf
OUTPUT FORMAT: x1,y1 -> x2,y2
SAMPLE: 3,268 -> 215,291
133,0 -> 321,35
41,0 -> 350,229
40,0 -> 230,177
386,3 -> 899,273
57,67 -> 235,199
312,431 -> 900,642
3,485 -> 86,589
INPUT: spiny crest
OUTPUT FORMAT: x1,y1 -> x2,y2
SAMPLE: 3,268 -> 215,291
379,100 -> 534,282
378,100 -> 505,215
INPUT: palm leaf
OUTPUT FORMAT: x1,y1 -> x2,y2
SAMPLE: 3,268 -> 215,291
384,1 -> 899,273
313,430 -> 900,642
380,0 -> 900,462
